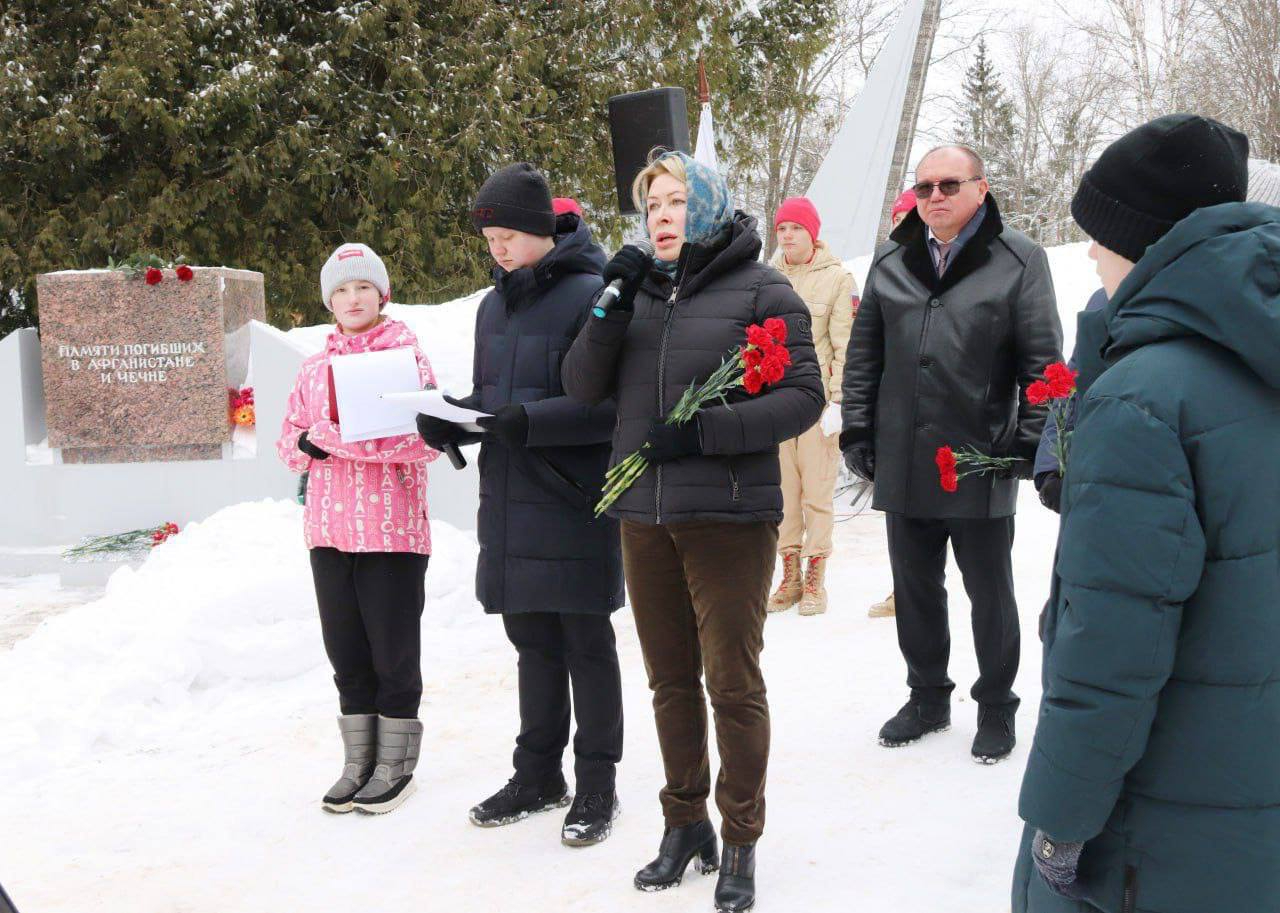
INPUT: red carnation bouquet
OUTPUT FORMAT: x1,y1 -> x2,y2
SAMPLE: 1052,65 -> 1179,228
596,318 -> 792,516
107,253 -> 195,284
937,361 -> 1078,493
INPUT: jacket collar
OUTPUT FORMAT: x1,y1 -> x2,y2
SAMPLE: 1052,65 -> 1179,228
770,239 -> 840,276
641,211 -> 763,301
493,213 -> 607,311
890,194 -> 1006,294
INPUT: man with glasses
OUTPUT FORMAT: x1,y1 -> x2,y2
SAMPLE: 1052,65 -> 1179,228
840,145 -> 1062,763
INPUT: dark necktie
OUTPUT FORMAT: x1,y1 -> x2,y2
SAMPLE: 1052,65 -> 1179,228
934,239 -> 954,276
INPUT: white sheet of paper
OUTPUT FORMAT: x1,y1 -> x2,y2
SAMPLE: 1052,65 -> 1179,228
329,347 -> 423,443
379,390 -> 489,432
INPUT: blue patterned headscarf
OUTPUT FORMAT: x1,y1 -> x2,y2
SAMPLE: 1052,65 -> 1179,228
649,151 -> 735,249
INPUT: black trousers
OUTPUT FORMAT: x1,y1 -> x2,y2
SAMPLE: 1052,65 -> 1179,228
885,514 -> 1020,711
310,547 -> 430,719
502,612 -> 624,795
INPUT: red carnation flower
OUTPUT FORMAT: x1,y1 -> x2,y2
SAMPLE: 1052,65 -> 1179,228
935,446 -> 957,473
940,470 -> 959,493
144,267 -> 163,285
1043,362 -> 1078,399
746,325 -> 773,349
1027,380 -> 1051,406
175,264 -> 194,282
764,317 -> 788,344
742,346 -> 764,369
1043,362 -> 1073,384
760,352 -> 787,384
1047,378 -> 1073,399
743,369 -> 765,395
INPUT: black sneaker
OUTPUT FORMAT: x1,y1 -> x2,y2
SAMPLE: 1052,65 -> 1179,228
878,699 -> 951,747
561,790 -> 621,847
468,774 -> 571,827
972,707 -> 1016,763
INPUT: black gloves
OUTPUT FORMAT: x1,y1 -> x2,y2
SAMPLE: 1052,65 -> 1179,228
476,404 -> 529,450
600,243 -> 652,313
843,442 -> 875,482
297,431 -> 329,461
1031,830 -> 1086,899
996,457 -> 1035,481
1037,471 -> 1063,513
643,419 -> 701,463
416,395 -> 489,451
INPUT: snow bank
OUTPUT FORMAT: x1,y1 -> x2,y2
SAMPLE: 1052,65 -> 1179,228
0,500 -> 482,779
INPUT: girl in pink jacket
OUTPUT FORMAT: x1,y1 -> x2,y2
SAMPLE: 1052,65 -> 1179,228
276,243 -> 439,815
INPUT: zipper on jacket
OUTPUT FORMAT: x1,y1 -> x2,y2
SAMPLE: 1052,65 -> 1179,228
728,459 -> 741,502
1121,866 -> 1137,913
655,280 -> 681,524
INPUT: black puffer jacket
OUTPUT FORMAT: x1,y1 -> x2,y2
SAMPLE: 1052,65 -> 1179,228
562,212 -> 825,525
459,214 -> 624,616
840,196 -> 1063,519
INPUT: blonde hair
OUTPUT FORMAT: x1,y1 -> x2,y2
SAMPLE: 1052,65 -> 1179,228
631,148 -> 688,212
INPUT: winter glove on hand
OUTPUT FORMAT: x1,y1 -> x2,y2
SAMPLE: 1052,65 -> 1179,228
996,457 -> 1035,481
599,244 -> 652,313
297,430 -> 330,461
476,404 -> 529,450
843,442 -> 875,482
820,402 -> 842,437
416,414 -> 471,450
643,419 -> 701,463
1032,830 -> 1087,900
1036,471 -> 1064,513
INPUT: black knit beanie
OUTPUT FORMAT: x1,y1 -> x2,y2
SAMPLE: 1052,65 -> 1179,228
470,162 -> 556,236
1071,113 -> 1249,262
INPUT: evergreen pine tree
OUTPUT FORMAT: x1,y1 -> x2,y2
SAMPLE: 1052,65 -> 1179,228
0,0 -> 745,329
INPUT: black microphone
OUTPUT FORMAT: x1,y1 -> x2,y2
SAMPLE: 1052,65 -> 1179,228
592,239 -> 655,318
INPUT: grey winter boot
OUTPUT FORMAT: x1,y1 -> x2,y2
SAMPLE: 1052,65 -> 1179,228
352,715 -> 423,814
322,713 -> 377,814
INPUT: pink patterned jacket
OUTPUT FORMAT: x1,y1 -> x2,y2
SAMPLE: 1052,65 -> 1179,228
276,318 -> 440,555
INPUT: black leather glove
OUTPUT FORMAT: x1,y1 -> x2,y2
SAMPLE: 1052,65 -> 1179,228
297,430 -> 329,461
643,419 -> 701,463
600,243 -> 652,312
1036,471 -> 1063,513
476,404 -> 529,450
412,412 -> 468,453
996,457 -> 1035,481
843,442 -> 875,482
1031,830 -> 1086,899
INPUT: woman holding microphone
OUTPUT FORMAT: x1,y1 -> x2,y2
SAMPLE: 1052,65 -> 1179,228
563,151 -> 823,913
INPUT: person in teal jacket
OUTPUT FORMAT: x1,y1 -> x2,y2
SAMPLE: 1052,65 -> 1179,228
1013,114 -> 1280,913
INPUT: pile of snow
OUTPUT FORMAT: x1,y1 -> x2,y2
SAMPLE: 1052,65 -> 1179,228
0,500 -> 484,780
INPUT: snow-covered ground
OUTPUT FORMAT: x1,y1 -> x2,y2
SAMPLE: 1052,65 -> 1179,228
0,243 -> 1100,912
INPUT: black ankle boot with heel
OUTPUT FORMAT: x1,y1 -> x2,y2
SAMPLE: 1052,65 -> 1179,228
633,820 -> 719,891
714,842 -> 756,912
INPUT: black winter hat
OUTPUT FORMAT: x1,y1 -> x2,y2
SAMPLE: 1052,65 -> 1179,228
1071,113 -> 1249,262
470,162 -> 556,236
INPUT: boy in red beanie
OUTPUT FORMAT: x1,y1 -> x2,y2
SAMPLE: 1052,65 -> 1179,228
768,196 -> 858,616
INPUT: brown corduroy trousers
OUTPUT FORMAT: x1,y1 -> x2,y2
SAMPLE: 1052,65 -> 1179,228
621,519 -> 778,845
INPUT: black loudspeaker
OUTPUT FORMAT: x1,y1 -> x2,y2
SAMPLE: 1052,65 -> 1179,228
607,87 -> 691,215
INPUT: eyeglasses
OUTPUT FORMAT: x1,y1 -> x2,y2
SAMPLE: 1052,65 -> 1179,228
911,177 -> 983,200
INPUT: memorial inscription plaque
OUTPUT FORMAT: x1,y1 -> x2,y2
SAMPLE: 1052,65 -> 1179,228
36,267 -> 265,463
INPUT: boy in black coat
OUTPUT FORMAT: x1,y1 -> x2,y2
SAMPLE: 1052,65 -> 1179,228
417,163 -> 624,846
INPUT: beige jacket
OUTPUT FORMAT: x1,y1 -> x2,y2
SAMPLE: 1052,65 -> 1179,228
771,241 -> 858,402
